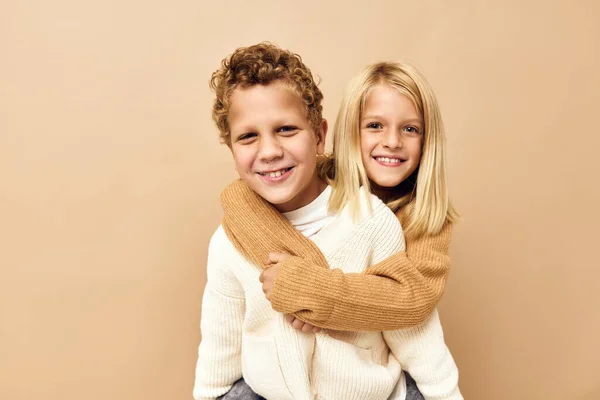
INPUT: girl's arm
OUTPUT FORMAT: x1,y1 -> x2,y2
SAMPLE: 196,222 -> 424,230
269,221 -> 452,331
220,179 -> 452,332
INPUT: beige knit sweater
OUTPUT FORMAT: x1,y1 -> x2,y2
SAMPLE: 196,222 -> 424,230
195,188 -> 462,400
220,179 -> 453,331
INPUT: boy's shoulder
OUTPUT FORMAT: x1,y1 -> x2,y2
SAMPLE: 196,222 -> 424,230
205,225 -> 248,297
342,189 -> 401,227
208,224 -> 230,248
207,225 -> 240,263
207,225 -> 260,270
317,190 -> 404,262
357,192 -> 405,257
323,189 -> 402,243
363,192 -> 402,231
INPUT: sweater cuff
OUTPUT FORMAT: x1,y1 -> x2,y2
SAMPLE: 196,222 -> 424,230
270,256 -> 342,326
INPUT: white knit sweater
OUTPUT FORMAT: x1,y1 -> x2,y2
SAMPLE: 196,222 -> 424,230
194,190 -> 462,400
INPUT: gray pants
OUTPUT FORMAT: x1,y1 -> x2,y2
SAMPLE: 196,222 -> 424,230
219,374 -> 424,399
217,378 -> 265,400
405,372 -> 425,400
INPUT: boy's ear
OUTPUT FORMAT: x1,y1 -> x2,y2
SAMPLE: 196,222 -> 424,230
316,119 -> 328,154
225,134 -> 237,171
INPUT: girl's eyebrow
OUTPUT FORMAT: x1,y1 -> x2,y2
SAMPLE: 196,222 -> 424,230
403,118 -> 424,125
362,114 -> 423,125
362,114 -> 385,120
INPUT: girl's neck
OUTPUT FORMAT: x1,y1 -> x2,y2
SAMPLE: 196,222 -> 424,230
370,171 -> 418,204
370,182 -> 398,204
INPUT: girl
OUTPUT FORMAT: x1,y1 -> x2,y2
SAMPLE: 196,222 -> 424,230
219,61 -> 460,399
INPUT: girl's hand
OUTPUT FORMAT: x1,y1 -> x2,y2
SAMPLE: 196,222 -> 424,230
258,252 -> 286,300
285,314 -> 321,333
258,263 -> 279,301
259,252 -> 290,300
261,252 -> 321,333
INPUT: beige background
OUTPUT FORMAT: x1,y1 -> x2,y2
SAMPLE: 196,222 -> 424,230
2,0 -> 599,399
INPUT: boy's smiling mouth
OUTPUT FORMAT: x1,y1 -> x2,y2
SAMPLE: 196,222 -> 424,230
257,167 -> 294,181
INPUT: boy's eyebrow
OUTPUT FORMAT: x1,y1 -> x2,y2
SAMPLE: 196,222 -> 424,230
230,124 -> 255,135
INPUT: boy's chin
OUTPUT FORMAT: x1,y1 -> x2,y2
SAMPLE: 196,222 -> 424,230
257,190 -> 301,212
244,182 -> 292,204
258,192 -> 294,207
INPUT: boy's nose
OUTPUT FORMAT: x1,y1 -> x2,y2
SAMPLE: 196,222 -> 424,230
258,137 -> 284,162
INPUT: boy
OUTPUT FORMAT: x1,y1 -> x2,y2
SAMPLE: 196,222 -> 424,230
194,42 -> 333,400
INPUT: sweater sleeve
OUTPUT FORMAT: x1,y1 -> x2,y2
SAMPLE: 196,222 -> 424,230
193,228 -> 245,400
384,310 -> 463,400
269,221 -> 453,331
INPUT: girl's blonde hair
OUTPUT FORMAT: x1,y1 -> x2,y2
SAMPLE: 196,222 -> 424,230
326,61 -> 459,236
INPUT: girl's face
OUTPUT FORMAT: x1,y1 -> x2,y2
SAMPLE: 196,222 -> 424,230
360,84 -> 423,190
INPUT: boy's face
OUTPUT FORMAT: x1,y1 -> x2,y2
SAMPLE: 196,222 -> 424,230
228,82 -> 327,213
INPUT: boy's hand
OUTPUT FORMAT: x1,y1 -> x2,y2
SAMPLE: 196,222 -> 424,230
286,314 -> 321,333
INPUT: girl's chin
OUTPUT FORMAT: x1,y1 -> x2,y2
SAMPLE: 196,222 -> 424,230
371,178 -> 404,189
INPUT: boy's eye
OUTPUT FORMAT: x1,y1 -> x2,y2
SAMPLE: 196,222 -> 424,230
366,122 -> 383,129
278,126 -> 298,134
237,133 -> 257,142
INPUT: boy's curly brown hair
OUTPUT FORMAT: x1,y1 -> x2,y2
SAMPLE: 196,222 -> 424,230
210,42 -> 324,144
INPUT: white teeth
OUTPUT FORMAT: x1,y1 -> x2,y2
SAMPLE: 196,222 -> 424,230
261,168 -> 288,177
375,157 -> 401,163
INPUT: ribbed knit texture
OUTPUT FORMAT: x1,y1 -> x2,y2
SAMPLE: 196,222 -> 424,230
220,179 -> 453,331
196,186 -> 463,400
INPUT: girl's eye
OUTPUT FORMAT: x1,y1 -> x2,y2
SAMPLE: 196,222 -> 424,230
366,122 -> 383,129
404,126 -> 421,134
